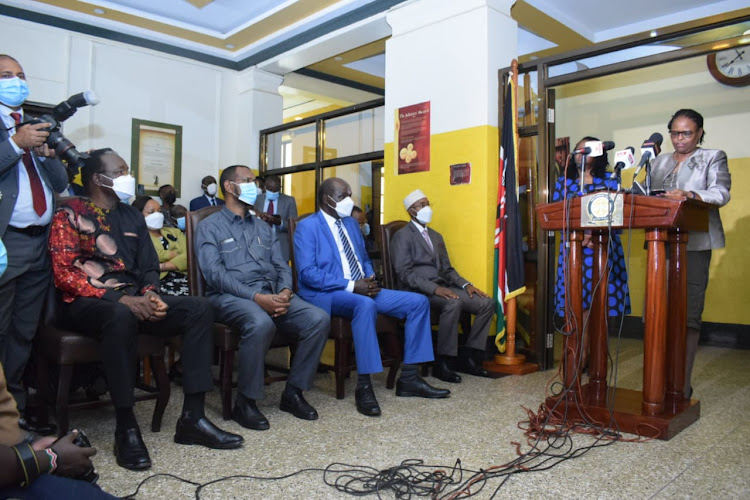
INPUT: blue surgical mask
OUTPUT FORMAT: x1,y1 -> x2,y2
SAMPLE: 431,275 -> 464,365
176,217 -> 186,231
231,181 -> 258,206
265,190 -> 280,202
0,77 -> 29,108
0,238 -> 7,279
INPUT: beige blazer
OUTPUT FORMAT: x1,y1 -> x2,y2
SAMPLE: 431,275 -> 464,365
651,148 -> 731,251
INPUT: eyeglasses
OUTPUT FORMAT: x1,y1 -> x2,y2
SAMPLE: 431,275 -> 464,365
669,130 -> 694,139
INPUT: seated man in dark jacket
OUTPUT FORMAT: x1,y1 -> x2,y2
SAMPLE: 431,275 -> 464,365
391,189 -> 493,383
48,149 -> 243,471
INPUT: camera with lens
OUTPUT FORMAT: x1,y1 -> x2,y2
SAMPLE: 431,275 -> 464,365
19,90 -> 99,174
71,429 -> 99,484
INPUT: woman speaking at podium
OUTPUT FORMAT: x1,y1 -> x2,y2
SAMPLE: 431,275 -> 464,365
551,136 -> 631,369
650,109 -> 731,399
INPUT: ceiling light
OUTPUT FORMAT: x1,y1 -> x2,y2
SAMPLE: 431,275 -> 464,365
334,56 -> 343,61
650,30 -> 657,37
743,29 -> 750,35
294,117 -> 302,121
94,8 -> 105,15
225,44 -> 235,49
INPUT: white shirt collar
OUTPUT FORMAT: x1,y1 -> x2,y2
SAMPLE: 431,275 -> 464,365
411,219 -> 427,233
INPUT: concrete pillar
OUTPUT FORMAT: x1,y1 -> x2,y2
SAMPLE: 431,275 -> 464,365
384,0 -> 518,292
219,67 -> 283,173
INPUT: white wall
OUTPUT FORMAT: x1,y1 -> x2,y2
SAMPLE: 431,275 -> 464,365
0,15 -> 282,206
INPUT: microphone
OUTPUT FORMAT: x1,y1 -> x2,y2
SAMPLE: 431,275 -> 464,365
612,147 -> 635,178
633,132 -> 663,177
572,140 -> 615,157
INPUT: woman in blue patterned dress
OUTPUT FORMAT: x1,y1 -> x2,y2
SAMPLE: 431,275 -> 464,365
552,137 -> 631,358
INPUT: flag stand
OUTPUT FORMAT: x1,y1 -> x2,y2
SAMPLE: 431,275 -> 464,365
483,59 -> 538,377
485,297 -> 538,375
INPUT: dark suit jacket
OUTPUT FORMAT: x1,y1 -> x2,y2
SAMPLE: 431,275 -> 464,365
390,221 -> 468,295
189,194 -> 224,211
0,122 -> 67,237
254,192 -> 297,262
294,211 -> 374,315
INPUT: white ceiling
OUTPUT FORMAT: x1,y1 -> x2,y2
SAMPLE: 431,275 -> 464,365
0,0 -> 747,119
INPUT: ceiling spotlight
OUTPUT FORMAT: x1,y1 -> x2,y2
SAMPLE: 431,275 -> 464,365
294,117 -> 302,121
650,30 -> 657,37
334,56 -> 343,61
93,8 -> 105,15
225,44 -> 235,49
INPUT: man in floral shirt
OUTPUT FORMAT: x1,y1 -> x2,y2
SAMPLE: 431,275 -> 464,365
48,149 -> 243,471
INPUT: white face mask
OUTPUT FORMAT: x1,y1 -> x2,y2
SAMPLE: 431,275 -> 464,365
145,211 -> 164,230
328,195 -> 354,218
414,205 -> 433,224
100,174 -> 136,201
205,183 -> 217,196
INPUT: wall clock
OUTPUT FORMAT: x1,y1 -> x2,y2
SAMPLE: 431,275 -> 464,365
707,48 -> 750,87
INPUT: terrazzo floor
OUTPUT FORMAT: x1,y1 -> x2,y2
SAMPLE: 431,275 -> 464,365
66,338 -> 750,499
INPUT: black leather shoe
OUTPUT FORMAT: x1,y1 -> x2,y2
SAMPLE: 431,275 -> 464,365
280,392 -> 318,421
432,360 -> 462,383
114,427 -> 152,470
396,377 -> 450,398
232,399 -> 270,431
355,384 -> 381,417
456,356 -> 491,378
174,417 -> 244,449
18,415 -> 57,436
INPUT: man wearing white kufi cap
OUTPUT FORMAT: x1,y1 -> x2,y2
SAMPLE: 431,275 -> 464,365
391,189 -> 494,383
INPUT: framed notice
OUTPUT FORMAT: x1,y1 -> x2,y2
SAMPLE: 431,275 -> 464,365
131,119 -> 183,197
396,101 -> 430,175
449,163 -> 471,185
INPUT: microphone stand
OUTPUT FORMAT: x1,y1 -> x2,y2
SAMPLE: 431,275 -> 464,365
645,159 -> 652,196
611,166 -> 622,192
579,153 -> 588,195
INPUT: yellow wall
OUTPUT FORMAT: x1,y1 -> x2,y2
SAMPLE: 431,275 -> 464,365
383,125 -> 499,294
618,157 -> 750,325
288,170 -> 317,215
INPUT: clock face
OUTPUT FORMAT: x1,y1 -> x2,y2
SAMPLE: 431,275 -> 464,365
707,48 -> 750,87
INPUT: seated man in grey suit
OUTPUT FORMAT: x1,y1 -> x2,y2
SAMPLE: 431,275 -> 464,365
391,189 -> 493,383
195,165 -> 329,431
254,174 -> 297,262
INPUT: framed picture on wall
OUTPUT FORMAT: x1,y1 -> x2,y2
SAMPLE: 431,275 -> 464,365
131,119 -> 183,197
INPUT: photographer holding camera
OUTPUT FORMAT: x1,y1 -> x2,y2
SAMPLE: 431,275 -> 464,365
0,54 -> 68,433
0,361 -> 117,498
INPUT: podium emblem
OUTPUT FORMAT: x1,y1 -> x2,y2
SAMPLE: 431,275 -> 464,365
581,192 -> 624,227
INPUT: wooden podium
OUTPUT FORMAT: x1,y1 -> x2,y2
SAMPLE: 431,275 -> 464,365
536,193 -> 710,440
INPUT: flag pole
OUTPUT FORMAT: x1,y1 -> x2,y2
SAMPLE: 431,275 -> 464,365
494,60 -> 524,367
485,59 -> 538,376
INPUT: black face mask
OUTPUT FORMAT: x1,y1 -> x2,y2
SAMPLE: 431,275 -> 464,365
163,193 -> 176,205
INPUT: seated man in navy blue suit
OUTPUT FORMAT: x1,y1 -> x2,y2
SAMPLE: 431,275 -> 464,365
294,177 -> 449,417
189,175 -> 225,211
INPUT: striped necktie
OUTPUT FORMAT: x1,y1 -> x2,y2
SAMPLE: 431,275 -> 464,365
11,112 -> 46,216
336,219 -> 363,280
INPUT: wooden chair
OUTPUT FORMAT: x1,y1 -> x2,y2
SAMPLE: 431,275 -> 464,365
379,220 -> 472,374
288,214 -> 401,399
185,206 -> 292,420
34,296 -> 170,437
